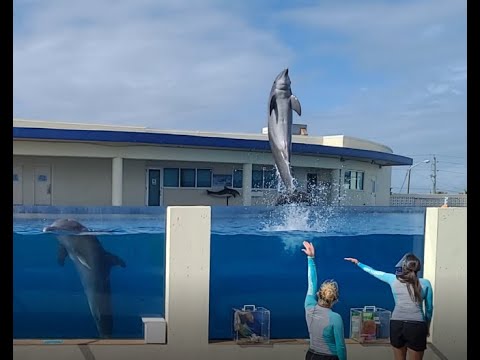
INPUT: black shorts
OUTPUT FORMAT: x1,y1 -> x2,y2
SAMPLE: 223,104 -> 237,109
305,349 -> 339,360
390,320 -> 428,351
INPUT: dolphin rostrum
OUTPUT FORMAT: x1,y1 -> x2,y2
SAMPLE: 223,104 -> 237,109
43,218 -> 126,338
267,68 -> 302,192
206,186 -> 241,198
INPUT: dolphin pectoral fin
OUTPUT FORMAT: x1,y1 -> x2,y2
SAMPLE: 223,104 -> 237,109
290,95 -> 301,116
269,95 -> 280,122
77,255 -> 92,270
105,252 -> 126,268
269,94 -> 277,115
57,245 -> 68,266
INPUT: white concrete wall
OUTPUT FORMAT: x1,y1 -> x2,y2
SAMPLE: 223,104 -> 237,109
13,155 -> 112,206
391,194 -> 467,207
14,341 -> 424,360
165,206 -> 211,354
145,160 -> 244,206
123,159 -> 147,206
13,139 -> 393,173
339,166 -> 391,206
423,207 -> 467,360
13,205 -> 450,360
13,142 -> 393,207
163,189 -> 243,206
322,135 -> 393,153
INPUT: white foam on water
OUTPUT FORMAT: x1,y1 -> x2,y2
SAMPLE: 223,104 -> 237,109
261,205 -> 338,251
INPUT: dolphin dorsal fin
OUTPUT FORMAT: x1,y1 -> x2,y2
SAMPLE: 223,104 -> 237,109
105,252 -> 126,268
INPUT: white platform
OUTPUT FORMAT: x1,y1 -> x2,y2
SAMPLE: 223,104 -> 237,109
141,317 -> 166,344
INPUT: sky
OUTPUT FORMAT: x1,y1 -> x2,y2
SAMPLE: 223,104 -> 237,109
13,0 -> 467,194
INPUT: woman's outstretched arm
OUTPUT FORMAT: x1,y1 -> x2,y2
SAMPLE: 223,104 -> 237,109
344,258 -> 396,284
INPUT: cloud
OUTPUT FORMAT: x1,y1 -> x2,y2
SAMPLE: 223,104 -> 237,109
279,0 -> 466,70
274,0 -> 466,193
14,0 -> 466,193
13,0 -> 293,131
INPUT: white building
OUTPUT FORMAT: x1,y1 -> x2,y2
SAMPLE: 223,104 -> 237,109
13,118 -> 412,207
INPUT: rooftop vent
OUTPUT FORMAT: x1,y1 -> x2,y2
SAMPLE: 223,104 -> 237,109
262,124 -> 308,136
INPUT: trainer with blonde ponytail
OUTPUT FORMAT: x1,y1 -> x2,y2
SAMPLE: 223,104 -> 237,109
344,253 -> 433,360
302,241 -> 346,360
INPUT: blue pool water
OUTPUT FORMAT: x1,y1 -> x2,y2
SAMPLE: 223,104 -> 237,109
13,206 -> 426,340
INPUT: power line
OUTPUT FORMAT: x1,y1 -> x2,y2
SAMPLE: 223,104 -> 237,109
437,170 -> 466,174
403,154 -> 466,159
438,161 -> 466,165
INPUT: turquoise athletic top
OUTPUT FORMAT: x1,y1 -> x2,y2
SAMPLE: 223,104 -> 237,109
305,257 -> 347,360
357,262 -> 433,325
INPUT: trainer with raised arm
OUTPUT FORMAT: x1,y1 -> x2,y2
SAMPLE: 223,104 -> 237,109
303,241 -> 346,360
344,253 -> 433,360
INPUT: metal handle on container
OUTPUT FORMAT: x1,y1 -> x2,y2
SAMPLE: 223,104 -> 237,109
363,306 -> 377,312
243,305 -> 256,311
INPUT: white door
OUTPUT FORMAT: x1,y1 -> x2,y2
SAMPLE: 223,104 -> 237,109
13,166 -> 23,205
371,177 -> 376,206
34,166 -> 52,205
146,169 -> 162,206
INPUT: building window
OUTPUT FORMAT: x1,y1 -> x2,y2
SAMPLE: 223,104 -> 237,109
252,167 -> 278,189
180,168 -> 196,187
164,168 -> 179,187
233,169 -> 243,188
196,169 -> 212,187
164,167 -> 213,188
212,174 -> 232,187
344,170 -> 364,190
263,169 -> 277,189
252,170 -> 262,189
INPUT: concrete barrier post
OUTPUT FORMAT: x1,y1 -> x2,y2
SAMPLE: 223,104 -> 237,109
164,206 -> 211,354
423,207 -> 467,359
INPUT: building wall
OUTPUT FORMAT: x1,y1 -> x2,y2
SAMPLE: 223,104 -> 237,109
13,118 -> 395,154
338,164 -> 391,206
390,194 -> 467,207
319,135 -> 393,153
123,159 -> 147,206
14,141 -> 393,207
13,155 -> 112,206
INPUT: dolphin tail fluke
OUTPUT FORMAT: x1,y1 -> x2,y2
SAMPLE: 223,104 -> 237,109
105,252 -> 126,268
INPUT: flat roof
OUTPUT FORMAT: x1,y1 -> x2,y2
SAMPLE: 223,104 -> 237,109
12,119 -> 413,166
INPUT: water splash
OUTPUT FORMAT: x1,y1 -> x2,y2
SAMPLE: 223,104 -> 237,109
261,176 -> 344,227
259,174 -> 348,251
262,204 -> 327,232
260,203 -> 342,252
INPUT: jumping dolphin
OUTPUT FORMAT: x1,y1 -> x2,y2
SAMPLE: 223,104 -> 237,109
43,218 -> 126,338
206,186 -> 241,198
267,68 -> 302,192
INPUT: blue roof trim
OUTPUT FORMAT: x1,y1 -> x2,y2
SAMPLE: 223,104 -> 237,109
13,127 -> 413,166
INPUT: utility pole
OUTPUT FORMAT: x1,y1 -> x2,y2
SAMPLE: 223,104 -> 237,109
431,155 -> 437,194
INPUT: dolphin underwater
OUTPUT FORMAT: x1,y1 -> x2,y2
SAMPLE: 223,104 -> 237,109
206,186 -> 241,198
43,218 -> 126,338
268,68 -> 302,192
